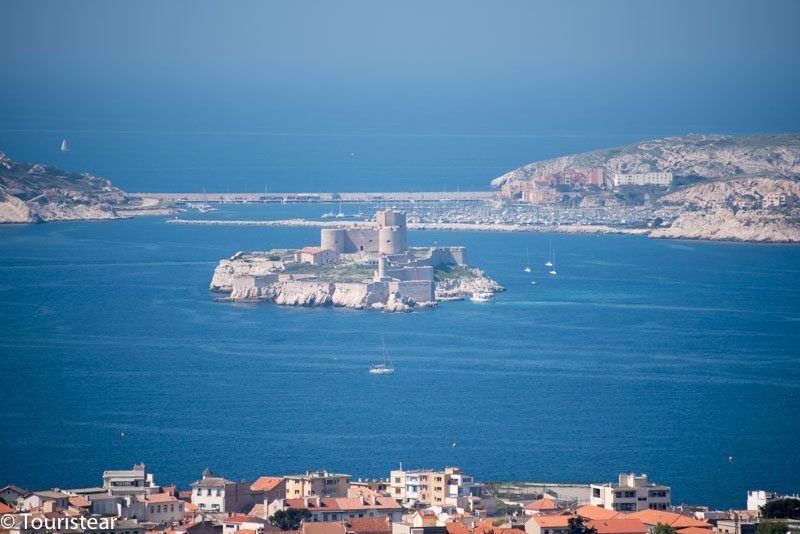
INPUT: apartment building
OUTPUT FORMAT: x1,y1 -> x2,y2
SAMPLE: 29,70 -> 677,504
285,470 -> 352,498
102,464 -> 161,497
190,468 -> 258,513
590,473 -> 671,512
389,467 -> 478,506
612,173 -> 673,187
268,495 -> 404,522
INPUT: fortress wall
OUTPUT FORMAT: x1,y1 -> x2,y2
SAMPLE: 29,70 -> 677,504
321,228 -> 347,253
344,228 -> 379,253
422,247 -> 468,266
386,265 -> 434,282
391,280 -> 435,303
378,226 -> 404,254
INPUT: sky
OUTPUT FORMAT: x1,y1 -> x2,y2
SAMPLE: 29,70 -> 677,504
1,0 -> 799,134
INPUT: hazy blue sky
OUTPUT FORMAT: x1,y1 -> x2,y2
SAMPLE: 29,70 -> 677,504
2,0 -> 799,134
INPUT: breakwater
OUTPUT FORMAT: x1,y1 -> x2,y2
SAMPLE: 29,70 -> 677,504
166,218 -> 649,235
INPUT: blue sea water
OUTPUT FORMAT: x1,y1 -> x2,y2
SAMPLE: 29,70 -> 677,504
1,202 -> 798,509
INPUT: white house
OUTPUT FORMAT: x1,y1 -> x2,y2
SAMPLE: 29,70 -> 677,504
190,468 -> 257,514
590,473 -> 671,512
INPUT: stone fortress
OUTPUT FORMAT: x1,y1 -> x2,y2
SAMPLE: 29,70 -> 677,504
210,209 -> 500,312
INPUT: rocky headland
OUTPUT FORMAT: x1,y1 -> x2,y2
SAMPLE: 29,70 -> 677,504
492,134 -> 800,243
0,151 -> 174,223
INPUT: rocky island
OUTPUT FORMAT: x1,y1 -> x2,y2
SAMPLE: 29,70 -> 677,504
0,151 -> 174,223
210,209 -> 503,312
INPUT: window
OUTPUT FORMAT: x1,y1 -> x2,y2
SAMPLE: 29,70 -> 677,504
395,489 -> 401,494
207,489 -> 212,496
216,489 -> 222,496
593,488 -> 600,497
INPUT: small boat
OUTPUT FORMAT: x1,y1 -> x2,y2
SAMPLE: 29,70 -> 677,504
548,251 -> 558,276
369,338 -> 395,375
470,291 -> 494,302
545,241 -> 554,268
321,211 -> 336,218
60,139 -> 70,152
523,248 -> 532,272
531,280 -> 537,285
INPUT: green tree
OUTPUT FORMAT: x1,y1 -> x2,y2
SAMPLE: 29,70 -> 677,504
652,524 -> 678,534
756,521 -> 788,534
568,516 -> 597,534
761,498 -> 800,519
269,508 -> 311,530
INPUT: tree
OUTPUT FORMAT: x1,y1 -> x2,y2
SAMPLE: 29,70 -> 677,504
269,508 -> 311,530
761,498 -> 800,519
568,516 -> 597,534
652,523 -> 678,534
756,521 -> 788,534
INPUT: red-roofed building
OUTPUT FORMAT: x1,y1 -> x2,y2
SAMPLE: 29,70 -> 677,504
576,506 -> 622,521
251,477 -> 287,505
525,514 -> 575,534
523,497 -> 563,516
586,519 -> 648,534
0,501 -> 15,514
223,514 -> 269,534
268,496 -> 403,523
625,510 -> 711,531
345,516 -> 392,534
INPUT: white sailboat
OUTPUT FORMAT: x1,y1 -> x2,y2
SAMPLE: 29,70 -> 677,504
335,202 -> 345,218
369,338 -> 395,375
523,248 -> 532,273
548,250 -> 558,276
60,139 -> 70,152
545,241 -> 554,268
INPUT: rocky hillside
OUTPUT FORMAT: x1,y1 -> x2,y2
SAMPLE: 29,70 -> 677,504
0,151 -> 173,223
0,151 -> 126,223
650,177 -> 800,243
492,134 -> 800,187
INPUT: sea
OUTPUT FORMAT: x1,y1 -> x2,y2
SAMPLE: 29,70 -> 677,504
0,129 -> 799,510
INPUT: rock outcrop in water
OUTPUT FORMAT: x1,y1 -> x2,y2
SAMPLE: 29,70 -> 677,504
211,250 -> 503,312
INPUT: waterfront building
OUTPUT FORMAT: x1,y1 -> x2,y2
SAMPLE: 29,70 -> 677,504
747,490 -> 800,512
389,467 -> 478,506
130,492 -> 186,525
284,470 -> 352,498
612,173 -> 673,187
190,468 -> 258,513
268,495 -> 404,522
590,473 -> 671,512
102,464 -> 161,497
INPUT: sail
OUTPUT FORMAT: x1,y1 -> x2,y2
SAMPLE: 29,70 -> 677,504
60,139 -> 70,152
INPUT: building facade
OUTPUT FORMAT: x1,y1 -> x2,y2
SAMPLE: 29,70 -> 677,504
389,467 -> 478,506
612,173 -> 673,187
102,464 -> 160,497
590,474 -> 671,512
190,468 -> 257,513
284,470 -> 352,498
